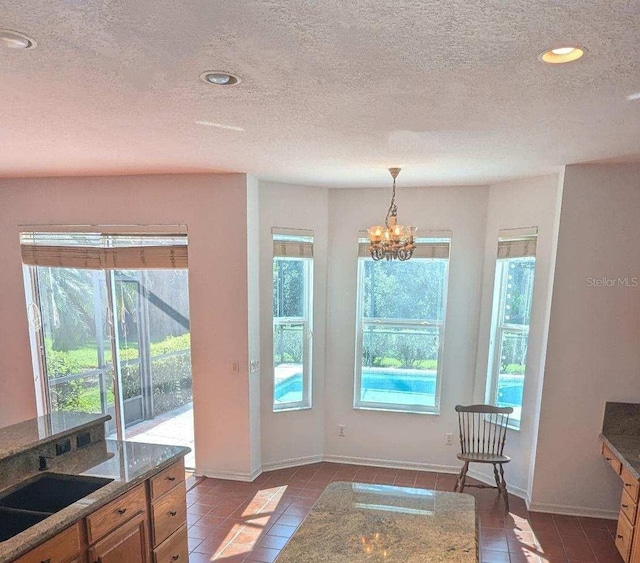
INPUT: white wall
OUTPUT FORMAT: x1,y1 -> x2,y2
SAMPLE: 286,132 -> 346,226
258,181 -> 329,468
531,163 -> 640,517
472,174 -> 561,498
324,186 -> 490,469
0,173 -> 257,479
247,176 -> 262,477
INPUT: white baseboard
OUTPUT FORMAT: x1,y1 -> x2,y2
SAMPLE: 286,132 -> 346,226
196,457 -> 617,520
527,501 -> 618,520
196,466 -> 262,482
323,454 -> 460,474
262,454 -> 324,472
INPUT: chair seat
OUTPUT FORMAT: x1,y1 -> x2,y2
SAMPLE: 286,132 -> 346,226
457,452 -> 511,464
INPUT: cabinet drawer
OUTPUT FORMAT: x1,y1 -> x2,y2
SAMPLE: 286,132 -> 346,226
152,483 -> 187,547
621,465 -> 640,503
150,460 -> 185,501
616,510 -> 634,562
621,489 -> 638,525
15,523 -> 81,563
86,483 -> 147,544
602,443 -> 622,474
153,525 -> 188,563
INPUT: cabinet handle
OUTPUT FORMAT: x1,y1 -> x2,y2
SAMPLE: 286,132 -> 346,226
118,508 -> 127,515
622,504 -> 629,508
172,556 -> 180,561
167,476 -> 176,481
618,534 -> 624,539
624,483 -> 633,487
169,510 -> 177,516
41,559 -> 51,563
605,457 -> 612,461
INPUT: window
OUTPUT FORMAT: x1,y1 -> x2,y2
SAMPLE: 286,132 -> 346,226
354,236 -> 451,413
486,228 -> 537,429
272,228 -> 313,410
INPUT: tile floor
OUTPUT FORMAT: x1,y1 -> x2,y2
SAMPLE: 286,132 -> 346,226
185,463 -> 623,563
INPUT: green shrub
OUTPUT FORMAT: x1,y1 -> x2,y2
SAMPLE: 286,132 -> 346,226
150,352 -> 192,416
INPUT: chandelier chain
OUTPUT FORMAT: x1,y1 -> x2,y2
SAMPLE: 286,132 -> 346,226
385,176 -> 398,229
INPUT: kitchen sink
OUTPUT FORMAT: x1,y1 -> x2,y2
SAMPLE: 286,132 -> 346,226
0,507 -> 50,542
0,473 -> 113,542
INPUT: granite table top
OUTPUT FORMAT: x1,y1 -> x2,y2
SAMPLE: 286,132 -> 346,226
600,401 -> 640,480
0,439 -> 189,562
0,412 -> 110,461
276,482 -> 478,563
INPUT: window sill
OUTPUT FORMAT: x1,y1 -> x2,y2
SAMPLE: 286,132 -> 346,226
273,405 -> 312,413
353,404 -> 440,416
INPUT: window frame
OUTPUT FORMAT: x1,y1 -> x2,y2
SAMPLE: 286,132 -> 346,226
353,246 -> 450,415
485,256 -> 536,431
272,254 -> 314,412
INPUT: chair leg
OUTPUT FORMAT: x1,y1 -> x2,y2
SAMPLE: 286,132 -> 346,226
455,462 -> 469,493
492,463 -> 501,490
499,463 -> 510,513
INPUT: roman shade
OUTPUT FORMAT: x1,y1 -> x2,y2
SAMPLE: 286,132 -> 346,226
20,228 -> 188,269
497,227 -> 538,259
358,230 -> 451,259
272,227 -> 314,259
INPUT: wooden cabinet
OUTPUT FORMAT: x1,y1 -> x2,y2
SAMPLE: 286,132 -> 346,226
88,512 -> 148,563
86,483 -> 147,544
10,458 -> 186,563
603,443 -> 623,474
153,525 -> 188,563
149,458 -> 187,563
601,441 -> 640,562
14,523 -> 81,563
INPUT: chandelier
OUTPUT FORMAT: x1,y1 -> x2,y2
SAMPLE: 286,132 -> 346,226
367,167 -> 416,261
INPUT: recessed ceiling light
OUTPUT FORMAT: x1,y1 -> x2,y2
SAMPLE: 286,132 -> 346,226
0,29 -> 36,50
627,92 -> 640,102
200,71 -> 241,86
539,46 -> 585,64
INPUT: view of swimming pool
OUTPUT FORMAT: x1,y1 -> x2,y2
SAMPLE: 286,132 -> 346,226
274,368 -> 524,410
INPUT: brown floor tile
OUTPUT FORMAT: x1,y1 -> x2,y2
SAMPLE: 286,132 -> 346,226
189,464 -> 619,563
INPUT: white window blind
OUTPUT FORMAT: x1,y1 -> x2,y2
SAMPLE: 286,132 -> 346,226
20,230 -> 188,269
497,227 -> 538,259
358,231 -> 451,259
272,227 -> 314,259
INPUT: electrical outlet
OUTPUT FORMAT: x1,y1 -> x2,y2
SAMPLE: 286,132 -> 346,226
232,361 -> 240,373
338,424 -> 346,437
56,438 -> 71,456
445,433 -> 453,446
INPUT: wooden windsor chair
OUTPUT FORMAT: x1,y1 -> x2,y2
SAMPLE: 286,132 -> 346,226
453,404 -> 513,512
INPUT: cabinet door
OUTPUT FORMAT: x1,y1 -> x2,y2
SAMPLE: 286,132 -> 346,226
88,512 -> 148,563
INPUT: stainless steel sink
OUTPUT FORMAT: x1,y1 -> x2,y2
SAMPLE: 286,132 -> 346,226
0,473 -> 113,542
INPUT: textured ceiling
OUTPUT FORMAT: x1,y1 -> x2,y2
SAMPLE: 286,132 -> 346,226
1,0 -> 640,187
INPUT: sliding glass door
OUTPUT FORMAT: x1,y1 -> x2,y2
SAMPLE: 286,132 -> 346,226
23,231 -> 194,467
32,267 -> 116,429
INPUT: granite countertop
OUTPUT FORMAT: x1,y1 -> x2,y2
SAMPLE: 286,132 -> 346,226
0,439 -> 189,562
276,482 -> 477,562
600,401 -> 640,480
0,412 -> 110,461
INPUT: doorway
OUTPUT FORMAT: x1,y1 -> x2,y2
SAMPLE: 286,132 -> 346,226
22,231 -> 195,468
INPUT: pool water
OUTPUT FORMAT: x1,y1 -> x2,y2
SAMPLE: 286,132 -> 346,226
274,369 -> 524,410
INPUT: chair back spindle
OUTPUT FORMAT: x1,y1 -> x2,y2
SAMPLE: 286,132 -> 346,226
455,404 -> 513,456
